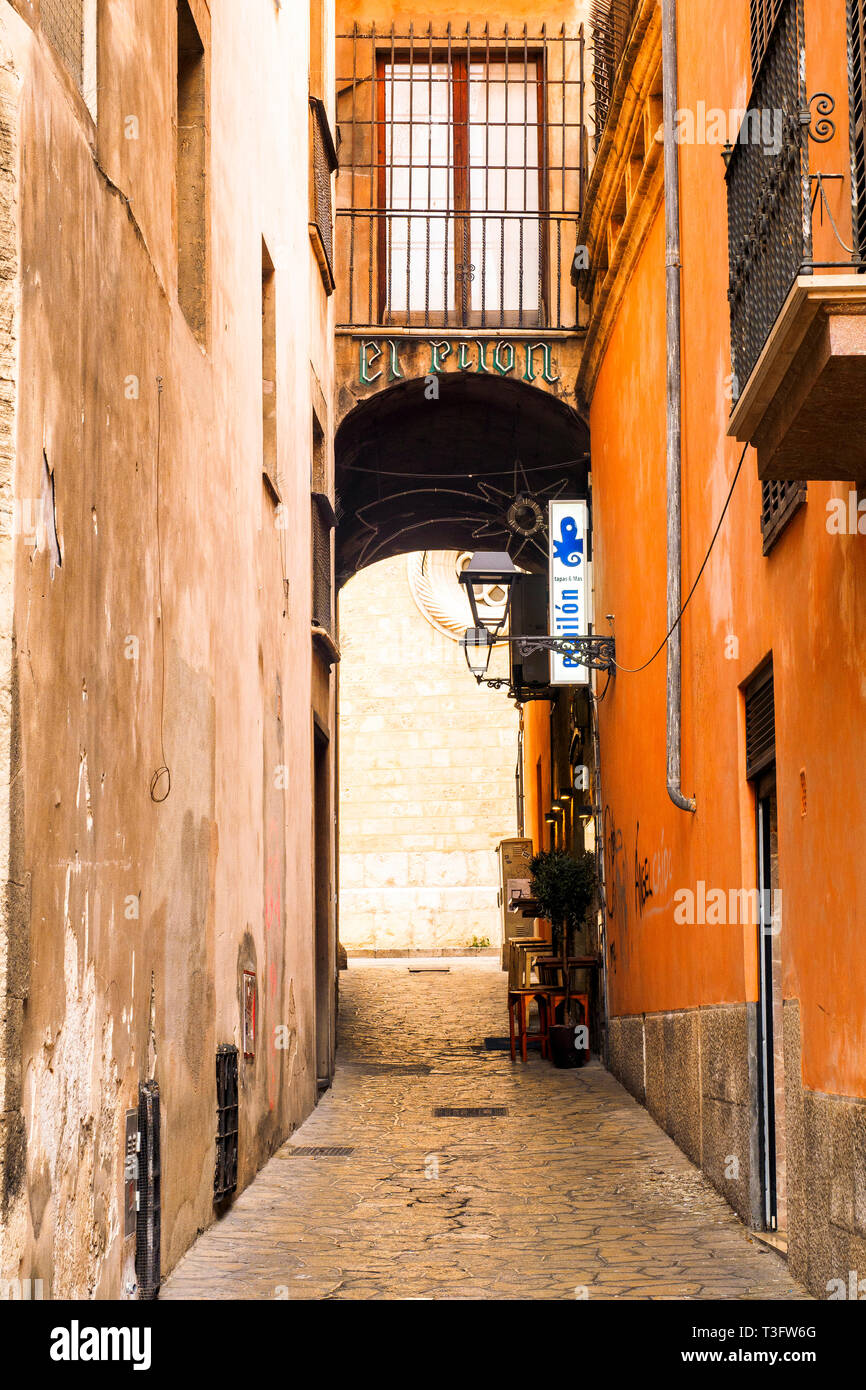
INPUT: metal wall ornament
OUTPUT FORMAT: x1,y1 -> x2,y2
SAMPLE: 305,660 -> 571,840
801,91 -> 836,142
349,459 -> 582,573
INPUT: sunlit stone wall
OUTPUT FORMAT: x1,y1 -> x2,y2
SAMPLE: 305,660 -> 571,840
338,553 -> 519,953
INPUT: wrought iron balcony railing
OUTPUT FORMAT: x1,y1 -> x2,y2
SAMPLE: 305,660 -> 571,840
335,23 -> 587,332
589,0 -> 640,146
726,0 -> 864,395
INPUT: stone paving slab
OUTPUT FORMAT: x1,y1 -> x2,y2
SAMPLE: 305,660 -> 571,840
162,962 -> 809,1301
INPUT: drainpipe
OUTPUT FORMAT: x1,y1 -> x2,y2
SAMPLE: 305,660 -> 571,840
662,0 -> 696,814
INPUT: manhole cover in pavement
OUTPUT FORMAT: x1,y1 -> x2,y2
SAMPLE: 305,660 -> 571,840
287,1146 -> 355,1157
432,1107 -> 508,1117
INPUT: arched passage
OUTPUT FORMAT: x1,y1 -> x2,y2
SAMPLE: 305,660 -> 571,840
335,373 -> 590,583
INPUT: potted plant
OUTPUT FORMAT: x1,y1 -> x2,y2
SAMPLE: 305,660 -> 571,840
529,848 -> 597,1067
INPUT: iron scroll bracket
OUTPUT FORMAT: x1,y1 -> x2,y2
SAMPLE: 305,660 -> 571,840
800,93 -> 836,144
511,634 -> 616,672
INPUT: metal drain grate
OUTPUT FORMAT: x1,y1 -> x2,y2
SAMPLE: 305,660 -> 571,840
433,1106 -> 508,1118
351,1061 -> 432,1075
287,1145 -> 355,1157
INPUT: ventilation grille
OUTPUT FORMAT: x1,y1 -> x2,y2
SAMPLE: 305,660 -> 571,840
42,0 -> 84,91
745,666 -> 775,780
214,1044 -> 239,1201
135,1081 -> 161,1301
761,479 -> 806,553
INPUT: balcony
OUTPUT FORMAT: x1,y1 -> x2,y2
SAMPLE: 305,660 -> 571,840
726,0 -> 866,482
334,22 -> 588,333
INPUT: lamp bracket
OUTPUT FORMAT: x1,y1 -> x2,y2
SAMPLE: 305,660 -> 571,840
510,633 -> 616,672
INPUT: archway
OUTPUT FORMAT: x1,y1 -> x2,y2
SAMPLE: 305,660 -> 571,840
334,372 -> 590,962
335,373 -> 590,582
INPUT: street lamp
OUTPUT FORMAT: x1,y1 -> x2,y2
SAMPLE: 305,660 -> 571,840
459,625 -> 496,680
458,551 -> 519,682
457,551 -> 519,633
457,549 -> 617,687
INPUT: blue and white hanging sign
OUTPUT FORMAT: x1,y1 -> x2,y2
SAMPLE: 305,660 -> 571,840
548,499 -> 590,686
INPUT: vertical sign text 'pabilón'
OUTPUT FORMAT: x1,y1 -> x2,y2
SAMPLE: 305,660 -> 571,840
548,500 -> 590,685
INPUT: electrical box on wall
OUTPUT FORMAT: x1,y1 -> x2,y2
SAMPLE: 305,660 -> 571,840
497,838 -> 534,967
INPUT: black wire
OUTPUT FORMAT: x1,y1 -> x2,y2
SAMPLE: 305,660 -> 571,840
150,376 -> 171,804
611,441 -> 749,676
594,668 -> 612,702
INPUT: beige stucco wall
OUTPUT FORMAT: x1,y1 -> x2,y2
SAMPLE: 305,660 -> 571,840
0,0 -> 334,1296
338,553 -> 519,953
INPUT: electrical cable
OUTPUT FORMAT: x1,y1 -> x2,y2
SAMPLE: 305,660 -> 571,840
610,440 -> 749,675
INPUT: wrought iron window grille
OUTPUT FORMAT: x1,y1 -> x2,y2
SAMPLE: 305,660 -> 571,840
850,0 -> 866,256
310,96 -> 339,294
726,0 -> 863,398
335,23 -> 587,330
589,0 -> 640,146
214,1044 -> 239,1202
312,492 -> 335,635
42,0 -> 84,92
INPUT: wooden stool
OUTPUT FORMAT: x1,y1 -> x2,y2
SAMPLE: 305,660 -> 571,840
508,988 -> 549,1062
538,990 -> 590,1061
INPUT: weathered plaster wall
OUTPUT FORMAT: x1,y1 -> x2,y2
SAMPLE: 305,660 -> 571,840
0,0 -> 333,1295
338,553 -> 518,952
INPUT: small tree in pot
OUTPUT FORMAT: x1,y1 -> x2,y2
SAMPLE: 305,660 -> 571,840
529,848 -> 597,1063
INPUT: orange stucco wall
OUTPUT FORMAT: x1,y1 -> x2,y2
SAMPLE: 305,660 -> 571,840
523,700 -> 552,855
585,0 -> 866,1099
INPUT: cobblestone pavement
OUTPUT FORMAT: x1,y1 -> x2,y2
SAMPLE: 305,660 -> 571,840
162,961 -> 809,1301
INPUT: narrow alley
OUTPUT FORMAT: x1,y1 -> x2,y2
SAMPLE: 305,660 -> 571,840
162,962 -> 806,1302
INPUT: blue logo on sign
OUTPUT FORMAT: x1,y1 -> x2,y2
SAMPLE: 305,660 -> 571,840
553,516 -> 583,567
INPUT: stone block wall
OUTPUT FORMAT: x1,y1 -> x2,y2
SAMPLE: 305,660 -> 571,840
338,553 -> 519,953
609,1000 -> 866,1299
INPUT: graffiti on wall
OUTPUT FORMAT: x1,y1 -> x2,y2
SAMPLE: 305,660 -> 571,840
603,808 -> 674,971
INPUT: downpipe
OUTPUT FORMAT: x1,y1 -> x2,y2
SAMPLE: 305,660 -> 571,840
662,0 -> 696,814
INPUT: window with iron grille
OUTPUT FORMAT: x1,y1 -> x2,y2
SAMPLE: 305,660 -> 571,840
851,0 -> 866,255
42,0 -> 97,116
336,24 -> 586,330
312,496 -> 334,633
750,0 -> 785,79
310,97 -> 338,295
590,0 -> 639,145
726,0 -> 806,395
761,479 -> 806,553
214,1044 -> 238,1201
311,413 -> 335,635
42,0 -> 84,88
135,1080 -> 161,1301
745,662 -> 775,780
